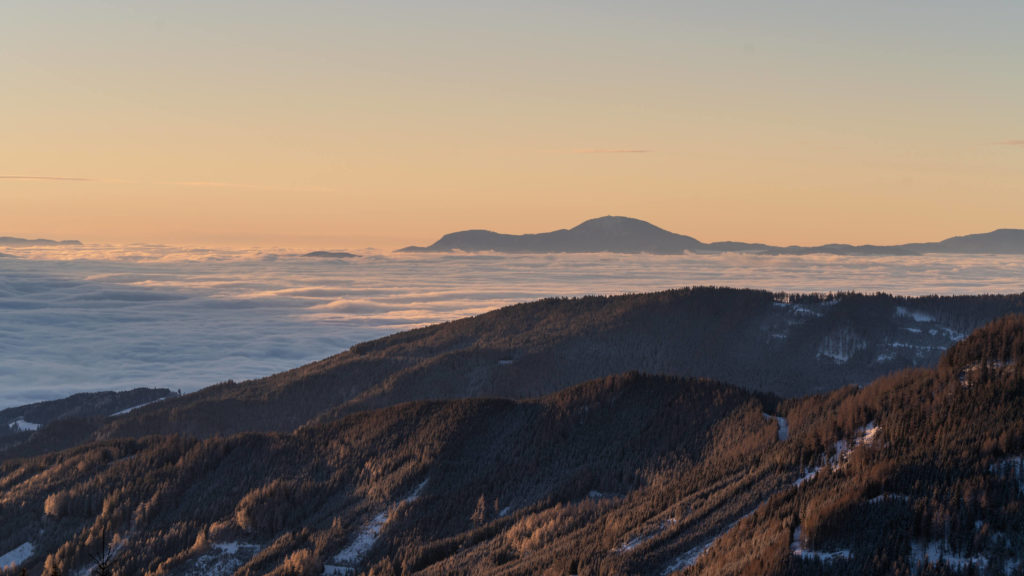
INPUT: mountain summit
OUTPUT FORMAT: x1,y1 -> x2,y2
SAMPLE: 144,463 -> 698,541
400,216 -> 702,254
399,217 -> 1024,255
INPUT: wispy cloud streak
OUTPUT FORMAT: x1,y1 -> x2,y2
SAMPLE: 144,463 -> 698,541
0,175 -> 93,182
573,149 -> 651,154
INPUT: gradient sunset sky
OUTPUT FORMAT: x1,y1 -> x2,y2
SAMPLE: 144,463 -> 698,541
3,1 -> 1022,249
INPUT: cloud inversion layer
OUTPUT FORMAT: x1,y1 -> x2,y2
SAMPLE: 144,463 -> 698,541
1,244 -> 1023,407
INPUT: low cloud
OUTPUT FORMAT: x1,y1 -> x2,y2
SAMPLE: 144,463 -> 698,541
2,245 -> 1023,407
997,140 -> 1024,148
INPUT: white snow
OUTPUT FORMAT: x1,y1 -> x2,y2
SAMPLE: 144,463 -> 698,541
790,527 -> 850,562
326,480 -> 427,573
829,422 -> 878,470
763,413 -> 789,441
867,493 -> 909,504
403,480 -> 427,503
857,422 -> 879,447
331,510 -> 389,565
796,422 -> 879,486
8,418 -> 40,431
211,541 -> 259,555
989,457 -> 1024,494
817,329 -> 867,364
499,506 -> 512,517
795,466 -> 822,487
910,541 -> 989,572
662,500 -> 766,574
111,395 -> 172,416
188,542 -> 261,576
896,307 -> 935,323
0,542 -> 34,568
618,536 -> 643,552
664,537 -> 715,573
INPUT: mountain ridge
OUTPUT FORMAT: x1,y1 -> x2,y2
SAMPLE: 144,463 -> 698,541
1,318 -> 1021,575
399,216 -> 1024,255
0,236 -> 82,247
5,288 -> 1024,464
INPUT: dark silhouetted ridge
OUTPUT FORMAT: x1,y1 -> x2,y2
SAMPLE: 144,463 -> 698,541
0,236 -> 82,246
399,217 -> 1024,255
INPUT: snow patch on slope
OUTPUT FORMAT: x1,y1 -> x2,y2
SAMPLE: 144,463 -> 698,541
324,480 -> 428,574
763,413 -> 789,441
910,541 -> 990,572
795,422 -> 880,486
896,307 -> 935,323
187,542 -> 261,576
8,418 -> 40,431
791,527 -> 850,562
989,457 -> 1024,494
662,500 -> 766,574
111,395 -> 174,416
817,328 -> 867,364
0,542 -> 34,569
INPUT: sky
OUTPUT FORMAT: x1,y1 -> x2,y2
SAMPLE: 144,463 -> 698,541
3,1 -> 1023,249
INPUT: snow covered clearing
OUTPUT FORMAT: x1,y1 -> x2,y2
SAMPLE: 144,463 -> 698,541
8,418 -> 40,431
795,466 -> 821,487
616,517 -> 678,554
618,536 -> 643,553
325,510 -> 389,569
662,500 -> 766,574
796,422 -> 879,486
763,413 -> 789,441
896,307 -> 935,323
867,493 -> 910,504
111,395 -> 173,416
910,541 -> 991,573
989,457 -> 1024,494
187,541 -> 261,576
817,329 -> 867,364
790,527 -> 850,562
323,480 -> 427,574
0,542 -> 34,569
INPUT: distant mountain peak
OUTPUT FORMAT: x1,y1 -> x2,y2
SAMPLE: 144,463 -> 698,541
572,215 -> 659,231
398,216 -> 701,254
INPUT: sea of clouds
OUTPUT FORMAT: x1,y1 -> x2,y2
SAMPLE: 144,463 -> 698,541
1,243 -> 1023,408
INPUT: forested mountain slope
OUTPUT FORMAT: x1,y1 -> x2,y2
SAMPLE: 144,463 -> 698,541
1,317 -> 1022,575
5,288 -> 1023,461
0,389 -> 174,453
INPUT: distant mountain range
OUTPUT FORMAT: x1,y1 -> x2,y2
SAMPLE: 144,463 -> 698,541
399,216 -> 1024,255
0,236 -> 81,247
301,250 -> 358,259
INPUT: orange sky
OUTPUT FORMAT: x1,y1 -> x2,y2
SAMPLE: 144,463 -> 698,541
2,2 -> 1022,250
